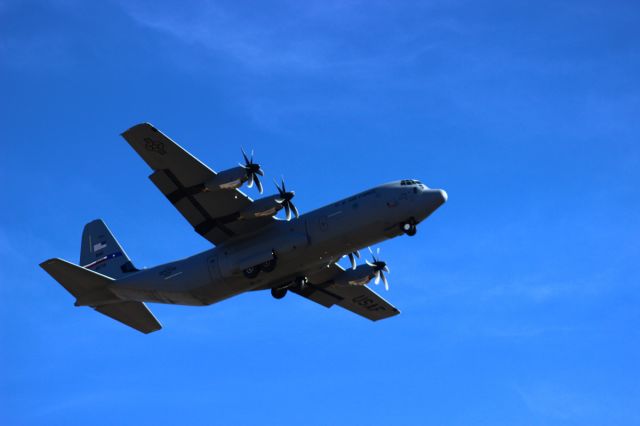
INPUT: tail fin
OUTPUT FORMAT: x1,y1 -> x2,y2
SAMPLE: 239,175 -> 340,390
80,219 -> 138,279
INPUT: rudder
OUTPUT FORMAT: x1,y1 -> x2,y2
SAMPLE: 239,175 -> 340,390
80,219 -> 138,279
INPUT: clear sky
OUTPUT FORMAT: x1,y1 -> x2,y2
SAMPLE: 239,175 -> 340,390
1,0 -> 639,424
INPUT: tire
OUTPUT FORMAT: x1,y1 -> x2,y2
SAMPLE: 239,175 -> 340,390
402,220 -> 417,236
261,258 -> 277,273
271,288 -> 287,299
243,265 -> 260,279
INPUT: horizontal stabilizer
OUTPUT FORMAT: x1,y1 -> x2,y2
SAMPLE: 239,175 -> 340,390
40,258 -> 114,299
40,258 -> 162,334
95,302 -> 162,334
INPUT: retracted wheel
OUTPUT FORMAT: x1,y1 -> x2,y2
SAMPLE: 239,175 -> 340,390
243,265 -> 260,279
261,257 -> 277,273
271,287 -> 287,299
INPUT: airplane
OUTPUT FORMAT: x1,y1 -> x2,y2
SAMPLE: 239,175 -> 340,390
40,123 -> 447,334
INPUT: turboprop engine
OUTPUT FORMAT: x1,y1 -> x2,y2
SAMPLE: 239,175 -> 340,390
204,149 -> 264,193
333,264 -> 377,287
334,248 -> 391,290
239,178 -> 299,221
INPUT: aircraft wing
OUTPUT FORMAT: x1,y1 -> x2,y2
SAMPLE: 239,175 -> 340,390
121,123 -> 274,245
291,264 -> 400,321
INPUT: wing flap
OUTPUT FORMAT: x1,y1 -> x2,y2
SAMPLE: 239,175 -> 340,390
294,285 -> 341,308
123,123 -> 275,245
293,282 -> 400,321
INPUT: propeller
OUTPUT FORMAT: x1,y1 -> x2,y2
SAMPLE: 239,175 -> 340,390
342,250 -> 361,270
366,247 -> 391,290
274,177 -> 299,221
240,148 -> 265,193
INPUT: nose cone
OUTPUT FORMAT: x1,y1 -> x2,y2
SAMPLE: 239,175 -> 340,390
426,188 -> 447,212
410,185 -> 447,222
437,189 -> 448,204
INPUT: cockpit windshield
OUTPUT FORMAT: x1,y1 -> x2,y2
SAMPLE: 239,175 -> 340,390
400,179 -> 427,190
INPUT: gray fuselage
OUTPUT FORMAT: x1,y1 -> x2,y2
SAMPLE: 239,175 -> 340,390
110,180 -> 447,306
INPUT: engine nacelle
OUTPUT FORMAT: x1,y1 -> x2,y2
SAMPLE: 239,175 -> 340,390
239,194 -> 283,219
333,264 -> 375,286
204,166 -> 247,191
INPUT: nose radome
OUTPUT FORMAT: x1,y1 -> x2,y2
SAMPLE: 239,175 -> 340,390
438,189 -> 448,203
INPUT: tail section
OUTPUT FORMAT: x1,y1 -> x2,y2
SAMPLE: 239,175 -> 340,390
40,258 -> 161,334
39,220 -> 162,334
80,219 -> 138,279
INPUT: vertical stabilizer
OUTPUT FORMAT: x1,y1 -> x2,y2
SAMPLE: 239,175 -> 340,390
80,219 -> 138,279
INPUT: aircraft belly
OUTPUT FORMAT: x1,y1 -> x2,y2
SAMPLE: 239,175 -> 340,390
111,287 -> 206,306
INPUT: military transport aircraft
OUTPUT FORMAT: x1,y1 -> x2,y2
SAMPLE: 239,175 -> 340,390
40,123 -> 447,333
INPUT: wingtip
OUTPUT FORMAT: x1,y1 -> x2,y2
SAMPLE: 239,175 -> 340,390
39,258 -> 61,269
120,122 -> 157,137
142,325 -> 163,334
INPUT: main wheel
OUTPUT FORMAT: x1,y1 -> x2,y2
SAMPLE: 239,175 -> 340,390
243,265 -> 260,279
402,221 -> 417,236
261,258 -> 277,273
271,288 -> 287,299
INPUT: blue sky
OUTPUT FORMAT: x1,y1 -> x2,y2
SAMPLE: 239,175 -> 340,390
1,0 -> 639,424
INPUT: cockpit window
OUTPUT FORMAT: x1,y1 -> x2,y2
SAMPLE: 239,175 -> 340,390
400,179 -> 422,186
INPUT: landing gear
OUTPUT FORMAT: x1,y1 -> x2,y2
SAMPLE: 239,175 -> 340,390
402,220 -> 417,236
271,287 -> 287,299
243,265 -> 260,279
294,276 -> 308,291
272,276 -> 308,300
244,252 -> 277,279
261,257 -> 277,273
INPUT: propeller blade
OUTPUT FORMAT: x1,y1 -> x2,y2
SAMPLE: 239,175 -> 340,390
366,260 -> 375,267
256,168 -> 265,177
241,148 -> 250,164
383,264 -> 390,273
348,253 -> 357,270
374,270 -> 381,285
254,174 -> 263,194
381,271 -> 389,290
291,202 -> 299,219
247,173 -> 254,188
354,250 -> 361,259
284,203 -> 292,221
